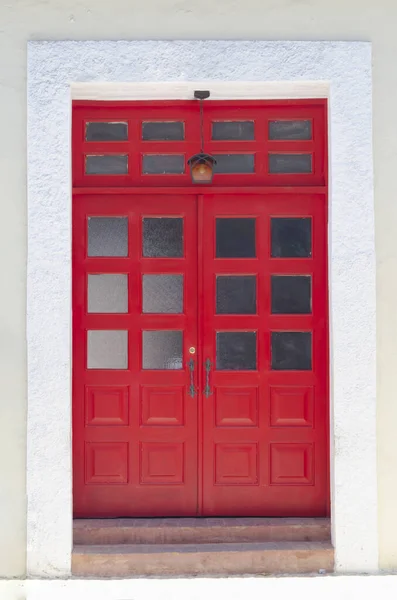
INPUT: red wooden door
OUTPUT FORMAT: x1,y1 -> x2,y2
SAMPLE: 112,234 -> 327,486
73,191 -> 328,517
201,193 -> 328,516
73,194 -> 199,516
72,99 -> 329,518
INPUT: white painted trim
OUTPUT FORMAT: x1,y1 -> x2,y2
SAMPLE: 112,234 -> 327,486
27,40 -> 376,576
72,81 -> 329,100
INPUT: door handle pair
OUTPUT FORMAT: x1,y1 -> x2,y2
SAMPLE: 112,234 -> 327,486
187,358 -> 212,399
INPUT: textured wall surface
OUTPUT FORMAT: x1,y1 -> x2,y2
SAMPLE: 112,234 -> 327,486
0,0 -> 395,578
27,40 -> 375,575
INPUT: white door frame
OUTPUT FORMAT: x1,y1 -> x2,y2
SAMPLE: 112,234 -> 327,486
27,40 -> 377,576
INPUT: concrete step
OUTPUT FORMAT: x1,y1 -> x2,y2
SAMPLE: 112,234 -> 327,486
73,517 -> 330,545
72,541 -> 334,577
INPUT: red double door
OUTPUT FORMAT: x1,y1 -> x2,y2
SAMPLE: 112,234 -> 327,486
73,191 -> 328,517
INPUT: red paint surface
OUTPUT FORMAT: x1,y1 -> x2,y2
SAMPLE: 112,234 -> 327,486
72,100 -> 328,517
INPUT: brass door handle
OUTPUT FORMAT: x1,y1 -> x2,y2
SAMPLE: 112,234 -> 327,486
204,358 -> 212,398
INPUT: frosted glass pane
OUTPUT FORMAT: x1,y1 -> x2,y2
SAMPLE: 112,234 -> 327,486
271,275 -> 311,314
143,218 -> 183,258
142,155 -> 185,174
88,274 -> 128,313
216,332 -> 257,371
87,330 -> 128,369
269,120 -> 311,140
214,154 -> 254,173
88,217 -> 128,257
142,330 -> 183,370
86,122 -> 128,141
268,154 -> 312,174
271,218 -> 311,258
143,275 -> 183,313
216,218 -> 256,258
212,121 -> 254,140
216,276 -> 256,314
142,122 -> 184,141
85,155 -> 128,174
271,332 -> 312,371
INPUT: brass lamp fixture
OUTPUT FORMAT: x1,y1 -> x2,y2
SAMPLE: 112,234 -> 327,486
188,90 -> 216,184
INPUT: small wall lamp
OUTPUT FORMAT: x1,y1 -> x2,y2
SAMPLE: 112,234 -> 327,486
187,90 -> 216,184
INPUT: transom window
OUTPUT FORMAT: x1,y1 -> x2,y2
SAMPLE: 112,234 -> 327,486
73,100 -> 327,187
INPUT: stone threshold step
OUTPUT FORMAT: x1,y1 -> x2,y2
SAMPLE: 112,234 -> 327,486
72,540 -> 334,577
74,517 -> 330,545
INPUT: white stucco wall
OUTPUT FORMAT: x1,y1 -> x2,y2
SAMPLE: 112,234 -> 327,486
27,43 -> 376,576
0,0 -> 396,577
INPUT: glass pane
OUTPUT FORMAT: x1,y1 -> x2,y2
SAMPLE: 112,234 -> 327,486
216,332 -> 257,370
216,218 -> 256,258
142,155 -> 185,174
143,275 -> 183,313
268,154 -> 312,174
271,218 -> 311,258
87,330 -> 128,369
216,276 -> 256,314
88,274 -> 128,313
271,276 -> 311,314
212,121 -> 254,141
214,154 -> 254,174
88,217 -> 128,257
269,120 -> 312,141
143,218 -> 183,258
86,122 -> 128,141
142,122 -> 184,141
142,330 -> 183,370
85,155 -> 128,174
271,332 -> 312,371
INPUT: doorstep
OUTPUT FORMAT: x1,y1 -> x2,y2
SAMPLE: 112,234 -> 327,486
72,517 -> 333,577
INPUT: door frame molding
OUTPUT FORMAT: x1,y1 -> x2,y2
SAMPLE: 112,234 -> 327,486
27,40 -> 376,575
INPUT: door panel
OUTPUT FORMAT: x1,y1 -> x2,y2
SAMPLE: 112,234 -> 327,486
73,192 -> 328,517
201,194 -> 328,516
73,195 -> 198,516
